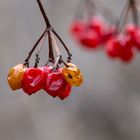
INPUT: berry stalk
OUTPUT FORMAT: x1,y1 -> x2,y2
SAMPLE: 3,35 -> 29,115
52,29 -> 72,62
130,0 -> 139,25
47,30 -> 55,64
36,0 -> 52,28
24,29 -> 47,67
116,1 -> 131,33
36,0 -> 72,64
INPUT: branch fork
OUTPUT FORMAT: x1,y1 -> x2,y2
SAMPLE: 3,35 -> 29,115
24,0 -> 72,68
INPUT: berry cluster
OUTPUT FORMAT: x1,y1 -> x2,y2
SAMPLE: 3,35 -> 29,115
7,63 -> 83,100
7,0 -> 83,100
105,24 -> 138,62
71,16 -> 115,49
70,0 -> 139,63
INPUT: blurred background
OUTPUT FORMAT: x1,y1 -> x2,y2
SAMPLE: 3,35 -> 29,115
1,0 -> 140,140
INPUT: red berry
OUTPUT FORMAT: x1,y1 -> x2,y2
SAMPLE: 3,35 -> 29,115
43,65 -> 53,73
101,26 -> 116,43
88,16 -> 104,34
119,46 -> 134,62
58,84 -> 72,100
105,37 -> 122,58
70,20 -> 85,39
43,68 -> 67,97
125,23 -> 137,37
120,35 -> 135,49
119,36 -> 134,62
22,67 -> 45,95
89,16 -> 115,43
79,30 -> 100,48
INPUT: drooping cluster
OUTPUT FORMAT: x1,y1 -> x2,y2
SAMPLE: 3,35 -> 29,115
7,62 -> 83,100
7,0 -> 83,100
105,24 -> 140,62
71,16 -> 115,49
105,0 -> 140,62
70,0 -> 139,63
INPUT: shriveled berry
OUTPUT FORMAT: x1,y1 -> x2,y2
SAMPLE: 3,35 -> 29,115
22,67 -> 45,95
7,64 -> 27,90
58,84 -> 72,100
43,68 -> 67,97
62,63 -> 83,87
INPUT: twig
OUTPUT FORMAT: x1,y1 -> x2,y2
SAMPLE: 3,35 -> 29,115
36,0 -> 51,28
24,29 -> 47,67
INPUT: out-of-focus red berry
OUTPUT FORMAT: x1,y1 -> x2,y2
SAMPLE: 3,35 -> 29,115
105,37 -> 122,58
88,16 -> 115,43
101,26 -> 116,43
125,23 -> 137,37
119,46 -> 134,62
88,16 -> 104,34
79,30 -> 100,48
70,20 -> 85,39
118,36 -> 134,62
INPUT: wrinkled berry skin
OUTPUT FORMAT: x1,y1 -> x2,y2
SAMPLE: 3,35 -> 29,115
22,67 -> 45,95
7,64 -> 27,90
62,63 -> 83,87
58,84 -> 72,100
43,68 -> 68,97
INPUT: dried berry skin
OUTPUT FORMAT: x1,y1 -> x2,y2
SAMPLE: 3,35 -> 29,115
62,63 -> 83,87
7,0 -> 84,99
7,64 -> 27,90
43,68 -> 67,97
58,84 -> 72,100
22,67 -> 45,95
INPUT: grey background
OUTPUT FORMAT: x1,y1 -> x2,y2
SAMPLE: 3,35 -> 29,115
1,0 -> 140,140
